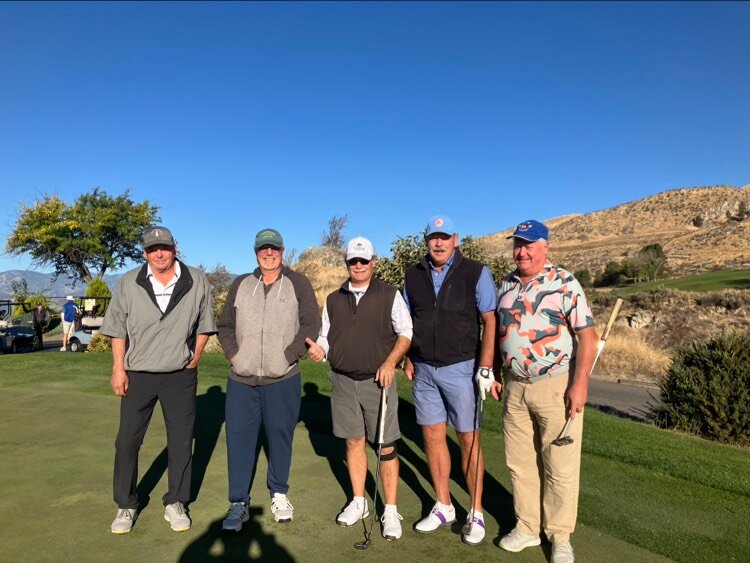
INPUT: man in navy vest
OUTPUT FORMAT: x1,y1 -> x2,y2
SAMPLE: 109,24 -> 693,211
403,215 -> 500,546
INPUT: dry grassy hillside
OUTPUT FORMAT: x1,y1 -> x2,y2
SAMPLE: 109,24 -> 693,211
480,185 -> 750,275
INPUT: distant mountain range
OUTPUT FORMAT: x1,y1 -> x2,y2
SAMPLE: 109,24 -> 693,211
0,271 -> 122,303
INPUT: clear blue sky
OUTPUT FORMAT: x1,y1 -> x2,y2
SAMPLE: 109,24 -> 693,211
1,1 -> 748,275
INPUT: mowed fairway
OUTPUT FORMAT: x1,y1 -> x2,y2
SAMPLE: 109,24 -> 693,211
1,354 -> 748,562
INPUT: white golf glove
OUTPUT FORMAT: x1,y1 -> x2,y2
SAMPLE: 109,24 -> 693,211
474,366 -> 494,400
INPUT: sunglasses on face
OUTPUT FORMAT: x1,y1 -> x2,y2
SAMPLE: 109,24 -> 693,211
257,245 -> 282,253
347,258 -> 371,267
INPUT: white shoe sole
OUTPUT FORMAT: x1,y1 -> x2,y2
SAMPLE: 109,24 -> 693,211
111,527 -> 132,534
337,510 -> 369,527
414,519 -> 456,534
274,516 -> 293,523
500,538 -> 542,552
164,514 -> 191,532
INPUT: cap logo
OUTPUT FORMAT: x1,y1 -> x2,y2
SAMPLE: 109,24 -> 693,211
153,229 -> 160,237
518,223 -> 531,231
435,219 -> 444,227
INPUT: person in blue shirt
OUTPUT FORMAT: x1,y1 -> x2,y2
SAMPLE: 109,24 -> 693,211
403,215 -> 500,546
61,296 -> 80,351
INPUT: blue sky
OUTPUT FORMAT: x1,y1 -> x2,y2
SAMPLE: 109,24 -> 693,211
1,1 -> 748,276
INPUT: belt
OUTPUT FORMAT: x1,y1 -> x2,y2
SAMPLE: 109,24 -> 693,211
508,366 -> 569,384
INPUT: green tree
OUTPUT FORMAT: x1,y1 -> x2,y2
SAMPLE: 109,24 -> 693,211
375,233 -> 513,288
85,279 -> 112,316
6,188 -> 160,284
635,243 -> 667,282
574,268 -> 592,288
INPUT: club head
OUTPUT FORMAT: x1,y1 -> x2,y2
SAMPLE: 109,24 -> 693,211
552,436 -> 574,447
354,539 -> 371,550
461,521 -> 472,535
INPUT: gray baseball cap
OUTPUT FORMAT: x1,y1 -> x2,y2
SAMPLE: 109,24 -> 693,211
143,226 -> 176,248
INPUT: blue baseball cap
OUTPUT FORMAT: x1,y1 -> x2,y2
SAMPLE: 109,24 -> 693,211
425,215 -> 456,237
507,219 -> 549,242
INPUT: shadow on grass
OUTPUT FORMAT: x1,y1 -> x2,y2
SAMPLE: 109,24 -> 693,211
300,382 -> 515,538
179,507 -> 295,562
136,385 -> 226,511
397,399 -> 516,537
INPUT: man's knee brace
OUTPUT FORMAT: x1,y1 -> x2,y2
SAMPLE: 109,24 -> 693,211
379,442 -> 398,461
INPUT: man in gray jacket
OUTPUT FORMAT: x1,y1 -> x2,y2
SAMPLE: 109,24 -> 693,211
101,226 -> 216,534
217,228 -> 320,532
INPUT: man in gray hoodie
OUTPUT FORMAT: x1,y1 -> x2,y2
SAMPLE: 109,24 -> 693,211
217,228 -> 320,532
101,226 -> 216,535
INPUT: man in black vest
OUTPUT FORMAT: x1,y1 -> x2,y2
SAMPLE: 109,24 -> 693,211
307,236 -> 412,541
403,215 -> 500,546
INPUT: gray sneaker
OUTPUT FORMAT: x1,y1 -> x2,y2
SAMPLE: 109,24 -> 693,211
111,508 -> 137,534
222,502 -> 250,532
271,493 -> 294,523
164,502 -> 191,532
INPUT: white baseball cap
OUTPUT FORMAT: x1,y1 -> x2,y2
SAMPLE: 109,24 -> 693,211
66,295 -> 74,301
346,237 -> 375,261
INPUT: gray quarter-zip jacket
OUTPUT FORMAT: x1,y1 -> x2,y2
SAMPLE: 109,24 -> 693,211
100,260 -> 217,372
217,266 -> 320,386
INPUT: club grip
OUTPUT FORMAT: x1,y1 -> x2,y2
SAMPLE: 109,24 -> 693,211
377,386 -> 387,445
601,298 -> 623,341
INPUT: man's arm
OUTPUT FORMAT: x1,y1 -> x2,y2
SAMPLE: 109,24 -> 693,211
566,326 -> 598,418
375,335 -> 411,389
187,334 -> 210,369
110,337 -> 128,396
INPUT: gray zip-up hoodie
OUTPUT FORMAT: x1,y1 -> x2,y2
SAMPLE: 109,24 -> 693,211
100,260 -> 217,372
217,266 -> 320,386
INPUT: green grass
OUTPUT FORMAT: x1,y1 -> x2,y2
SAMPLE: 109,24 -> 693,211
1,353 -> 748,562
615,269 -> 750,293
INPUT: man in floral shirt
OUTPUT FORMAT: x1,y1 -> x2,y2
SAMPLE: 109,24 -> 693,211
496,220 -> 598,563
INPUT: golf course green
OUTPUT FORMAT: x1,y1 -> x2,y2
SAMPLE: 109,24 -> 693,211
1,353 -> 747,562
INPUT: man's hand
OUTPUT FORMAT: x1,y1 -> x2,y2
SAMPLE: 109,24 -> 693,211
566,380 -> 588,419
489,380 -> 503,401
186,355 -> 199,369
474,366 -> 495,400
404,357 -> 414,381
305,337 -> 325,363
375,362 -> 396,388
110,367 -> 129,396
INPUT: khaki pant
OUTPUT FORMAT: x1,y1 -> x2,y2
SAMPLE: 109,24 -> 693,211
503,373 -> 584,543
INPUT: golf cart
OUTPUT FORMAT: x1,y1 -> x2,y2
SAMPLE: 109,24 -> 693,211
0,300 -> 42,353
67,297 -> 108,352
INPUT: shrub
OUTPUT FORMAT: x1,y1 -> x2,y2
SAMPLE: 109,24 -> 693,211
85,279 -> 112,316
656,331 -> 750,445
86,333 -> 112,353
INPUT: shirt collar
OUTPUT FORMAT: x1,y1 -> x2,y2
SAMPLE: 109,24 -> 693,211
429,250 -> 456,272
348,282 -> 369,294
510,260 -> 554,285
147,260 -> 181,280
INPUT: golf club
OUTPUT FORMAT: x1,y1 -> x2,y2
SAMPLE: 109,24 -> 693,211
552,298 -> 624,447
354,384 -> 388,550
461,390 -> 485,538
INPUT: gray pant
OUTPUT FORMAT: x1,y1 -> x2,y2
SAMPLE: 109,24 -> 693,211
113,368 -> 198,509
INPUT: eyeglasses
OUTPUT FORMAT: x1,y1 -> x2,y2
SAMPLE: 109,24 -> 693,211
257,245 -> 282,253
347,258 -> 371,267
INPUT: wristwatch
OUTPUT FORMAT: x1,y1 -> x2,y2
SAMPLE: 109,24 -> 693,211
477,367 -> 493,379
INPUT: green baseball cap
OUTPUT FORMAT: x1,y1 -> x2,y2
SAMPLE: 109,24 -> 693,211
254,228 -> 284,251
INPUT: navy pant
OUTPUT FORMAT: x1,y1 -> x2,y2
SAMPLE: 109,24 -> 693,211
226,373 -> 301,503
113,369 -> 197,509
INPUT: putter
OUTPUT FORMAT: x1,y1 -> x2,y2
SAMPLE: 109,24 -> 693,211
354,385 -> 388,550
461,391 -> 485,538
553,298 -> 624,448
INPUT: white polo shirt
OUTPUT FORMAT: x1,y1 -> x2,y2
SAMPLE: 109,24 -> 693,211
147,261 -> 181,313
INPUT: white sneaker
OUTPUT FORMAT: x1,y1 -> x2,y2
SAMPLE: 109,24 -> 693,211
414,501 -> 456,533
461,510 -> 486,545
164,502 -> 191,531
380,507 -> 403,540
551,541 -> 575,563
499,527 -> 542,552
336,497 -> 368,527
271,493 -> 294,523
111,508 -> 137,534
222,502 -> 250,532
60,347 -> 66,352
